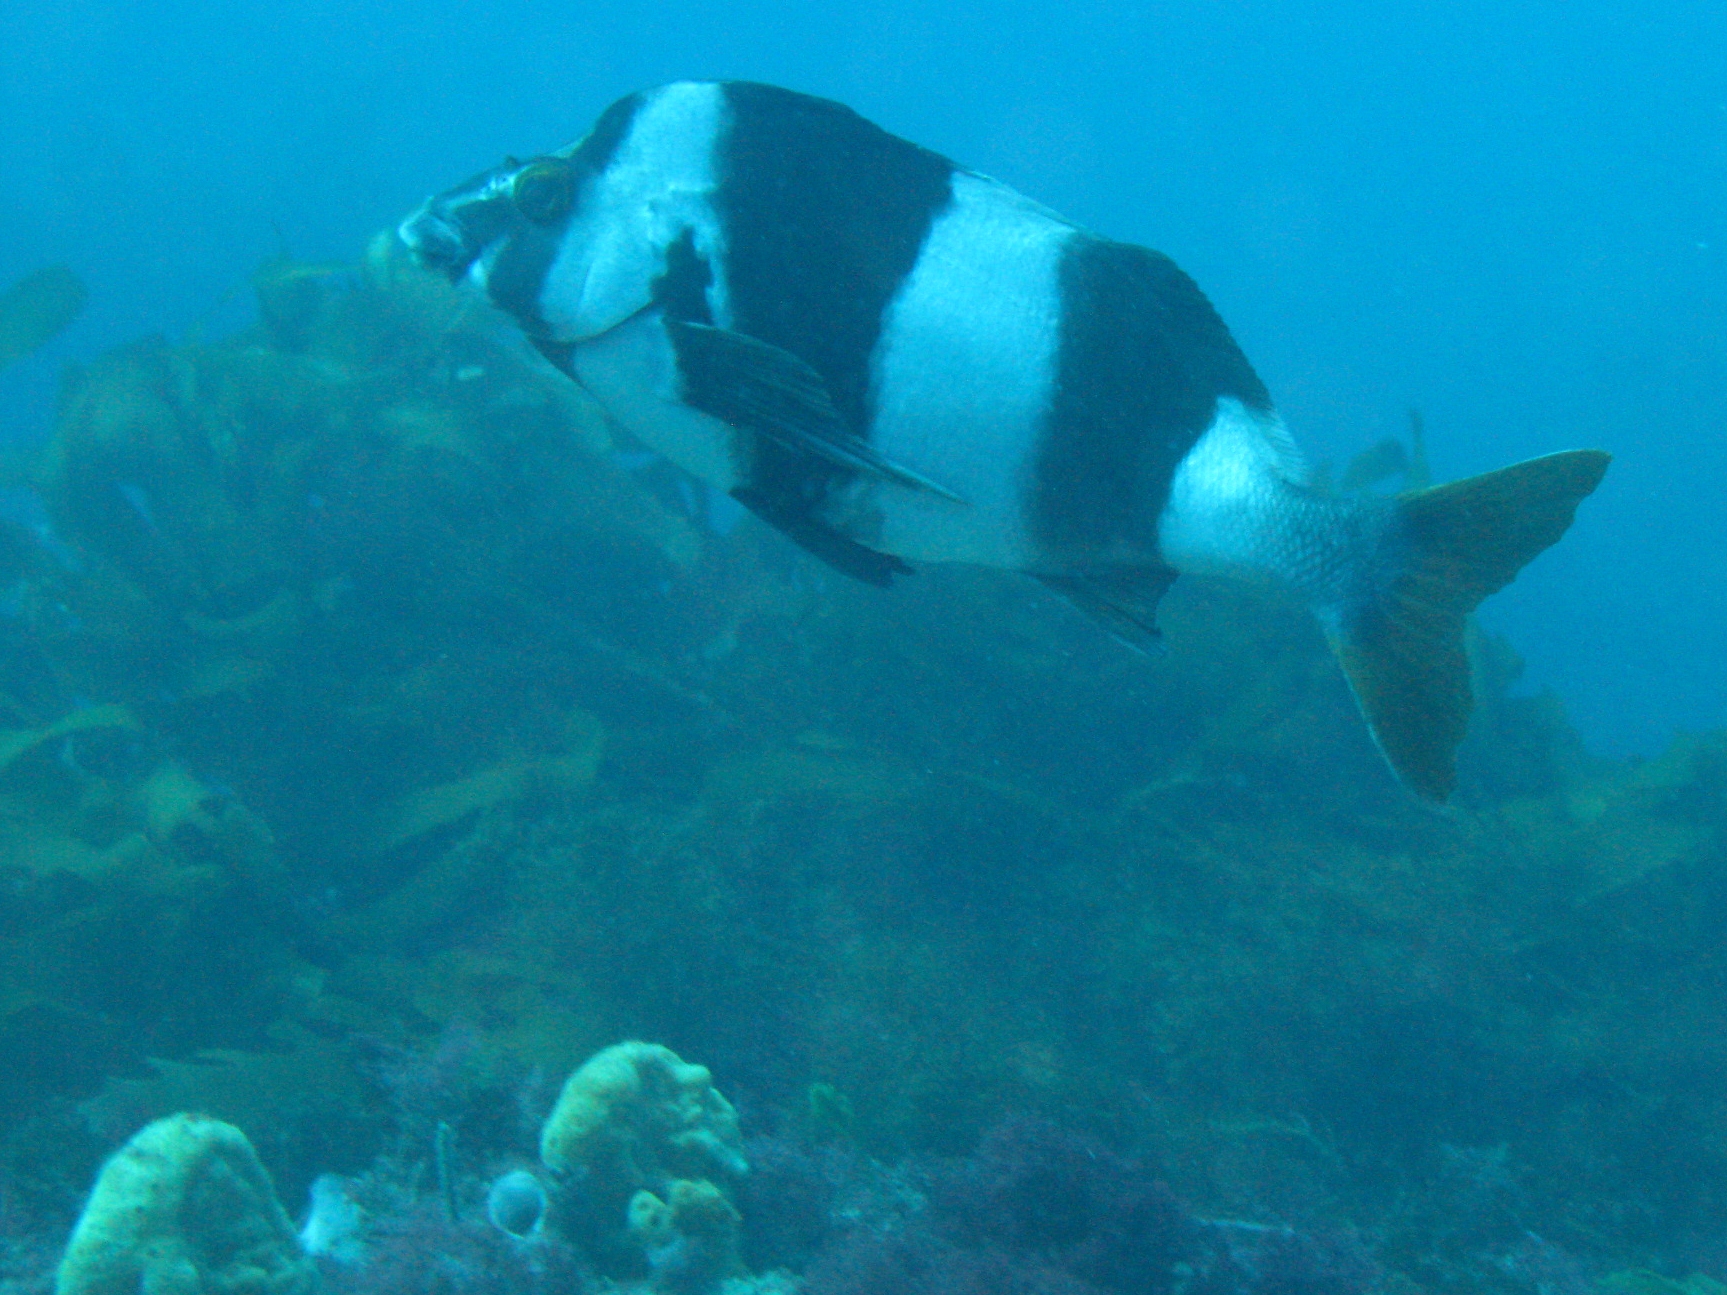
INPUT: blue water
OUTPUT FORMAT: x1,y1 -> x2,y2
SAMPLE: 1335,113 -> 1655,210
0,0 -> 1722,755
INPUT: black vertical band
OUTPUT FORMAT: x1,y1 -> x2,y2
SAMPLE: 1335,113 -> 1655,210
713,82 -> 954,437
1033,236 -> 1272,559
710,82 -> 955,543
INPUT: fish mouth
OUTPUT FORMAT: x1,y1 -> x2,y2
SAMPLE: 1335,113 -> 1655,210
396,205 -> 480,281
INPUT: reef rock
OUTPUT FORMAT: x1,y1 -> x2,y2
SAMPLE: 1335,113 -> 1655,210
55,1112 -> 315,1295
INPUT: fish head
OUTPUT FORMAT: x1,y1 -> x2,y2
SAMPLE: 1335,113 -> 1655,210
397,154 -> 577,288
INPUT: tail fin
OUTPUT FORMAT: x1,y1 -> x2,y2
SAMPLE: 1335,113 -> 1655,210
1330,449 -> 1610,801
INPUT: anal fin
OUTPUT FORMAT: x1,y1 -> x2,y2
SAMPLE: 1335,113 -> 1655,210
666,318 -> 965,502
1037,565 -> 1177,654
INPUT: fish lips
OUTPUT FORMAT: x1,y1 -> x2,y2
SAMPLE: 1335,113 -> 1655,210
397,205 -> 482,281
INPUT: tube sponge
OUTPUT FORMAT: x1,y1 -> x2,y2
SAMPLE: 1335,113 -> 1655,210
540,1040 -> 747,1190
55,1113 -> 316,1295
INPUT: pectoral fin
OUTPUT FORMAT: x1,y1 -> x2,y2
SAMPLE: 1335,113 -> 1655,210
665,319 -> 964,502
730,485 -> 914,587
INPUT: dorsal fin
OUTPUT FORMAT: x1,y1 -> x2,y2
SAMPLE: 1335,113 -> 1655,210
1256,412 -> 1312,486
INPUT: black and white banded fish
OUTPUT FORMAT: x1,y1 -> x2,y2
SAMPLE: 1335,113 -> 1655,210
398,81 -> 1608,801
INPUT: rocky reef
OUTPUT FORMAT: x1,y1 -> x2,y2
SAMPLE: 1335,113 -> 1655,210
44,1045 -> 1393,1295
0,246 -> 1722,1293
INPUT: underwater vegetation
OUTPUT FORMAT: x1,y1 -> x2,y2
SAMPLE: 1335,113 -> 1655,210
0,245 -> 1721,1292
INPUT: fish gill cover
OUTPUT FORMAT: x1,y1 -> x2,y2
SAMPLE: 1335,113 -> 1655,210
0,248 -> 1718,1294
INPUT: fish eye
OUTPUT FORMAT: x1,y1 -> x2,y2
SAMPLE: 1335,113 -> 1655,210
511,158 -> 575,225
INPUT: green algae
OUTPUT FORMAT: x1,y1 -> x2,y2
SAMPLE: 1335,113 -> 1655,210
0,703 -> 136,778
802,1082 -> 855,1142
373,708 -> 605,854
